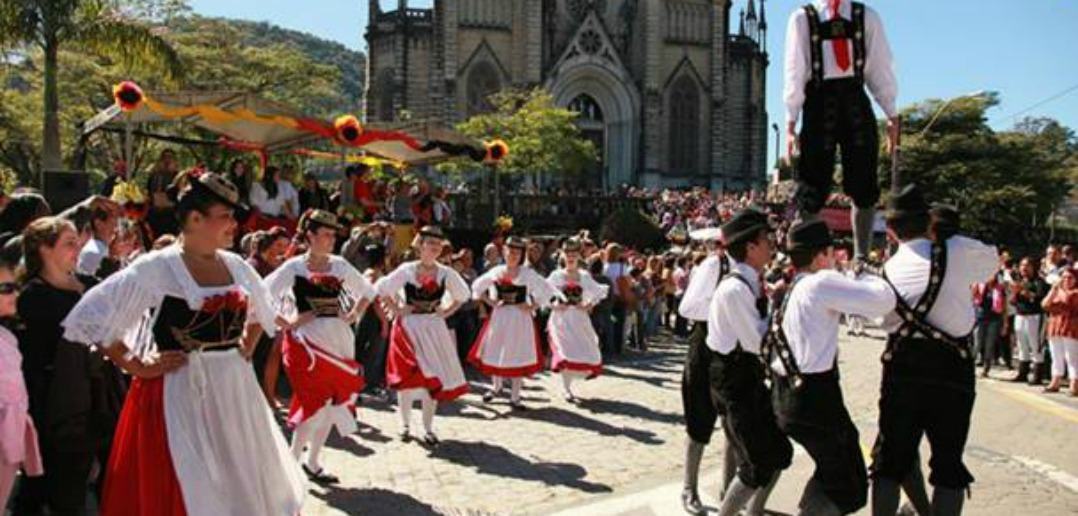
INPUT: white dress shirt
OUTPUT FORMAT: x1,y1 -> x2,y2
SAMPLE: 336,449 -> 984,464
881,236 -> 1000,337
707,260 -> 768,355
784,0 -> 897,125
774,269 -> 895,375
678,253 -> 727,322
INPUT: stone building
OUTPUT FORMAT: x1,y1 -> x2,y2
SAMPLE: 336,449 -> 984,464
365,0 -> 769,191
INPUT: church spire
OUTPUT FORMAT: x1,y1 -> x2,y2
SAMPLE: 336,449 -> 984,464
738,9 -> 745,36
759,0 -> 768,52
745,1 -> 758,43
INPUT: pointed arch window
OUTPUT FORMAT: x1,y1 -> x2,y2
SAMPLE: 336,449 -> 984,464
669,75 -> 700,174
466,61 -> 501,116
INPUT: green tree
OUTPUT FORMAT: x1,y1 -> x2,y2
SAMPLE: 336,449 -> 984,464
0,0 -> 183,175
884,94 -> 1077,245
439,88 -> 598,178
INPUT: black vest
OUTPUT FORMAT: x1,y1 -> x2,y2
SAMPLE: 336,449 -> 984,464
153,292 -> 247,353
495,283 -> 528,305
292,275 -> 343,318
405,280 -> 446,314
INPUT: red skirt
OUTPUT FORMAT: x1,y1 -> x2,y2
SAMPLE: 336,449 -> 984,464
100,377 -> 187,516
386,320 -> 469,401
281,331 -> 365,428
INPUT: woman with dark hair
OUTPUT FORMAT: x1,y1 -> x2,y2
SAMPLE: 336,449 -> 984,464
375,226 -> 470,445
145,149 -> 180,238
299,172 -> 331,213
226,159 -> 253,205
0,193 -> 50,237
248,166 -> 296,233
546,238 -> 609,402
60,171 -> 304,515
263,209 -> 374,484
14,216 -> 126,514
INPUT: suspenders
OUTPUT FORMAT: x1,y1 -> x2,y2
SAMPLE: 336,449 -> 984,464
763,276 -> 806,389
803,2 -> 867,87
883,242 -> 973,361
720,270 -> 767,354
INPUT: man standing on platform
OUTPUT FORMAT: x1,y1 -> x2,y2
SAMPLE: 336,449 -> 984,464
784,0 -> 899,262
871,184 -> 998,516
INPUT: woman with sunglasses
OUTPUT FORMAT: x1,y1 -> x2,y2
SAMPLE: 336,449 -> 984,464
546,238 -> 609,402
60,171 -> 304,515
375,226 -> 470,445
264,209 -> 375,484
14,216 -> 125,514
0,261 -> 43,507
469,236 -> 560,410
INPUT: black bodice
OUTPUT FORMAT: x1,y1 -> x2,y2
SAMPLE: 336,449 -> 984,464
560,282 -> 583,305
405,279 -> 445,314
153,292 -> 247,353
495,282 -> 528,305
293,275 -> 342,318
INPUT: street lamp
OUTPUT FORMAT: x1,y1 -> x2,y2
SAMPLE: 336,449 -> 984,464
771,123 -> 780,181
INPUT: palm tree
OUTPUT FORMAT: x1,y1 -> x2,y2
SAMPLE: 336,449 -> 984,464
0,0 -> 183,177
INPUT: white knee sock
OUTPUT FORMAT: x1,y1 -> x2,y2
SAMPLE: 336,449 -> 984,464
420,393 -> 437,434
492,376 -> 504,393
290,417 -> 317,461
305,418 -> 333,472
561,373 -> 575,396
510,378 -> 523,403
398,389 -> 418,431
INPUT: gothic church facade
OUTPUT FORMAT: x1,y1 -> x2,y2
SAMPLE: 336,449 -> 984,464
365,0 -> 769,191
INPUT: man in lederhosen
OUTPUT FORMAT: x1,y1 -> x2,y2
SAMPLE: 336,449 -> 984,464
871,184 -> 998,515
784,0 -> 899,262
766,219 -> 895,515
707,209 -> 793,516
677,227 -> 737,514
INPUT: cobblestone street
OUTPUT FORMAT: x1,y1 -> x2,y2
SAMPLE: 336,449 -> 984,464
303,329 -> 1078,515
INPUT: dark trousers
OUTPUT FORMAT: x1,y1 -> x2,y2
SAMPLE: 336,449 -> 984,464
974,317 -> 1002,371
795,79 -> 880,214
682,323 -> 722,444
356,311 -> 388,390
870,337 -> 976,490
710,349 -> 793,488
15,444 -> 101,515
609,304 -> 627,355
773,371 -> 868,514
593,310 -> 614,357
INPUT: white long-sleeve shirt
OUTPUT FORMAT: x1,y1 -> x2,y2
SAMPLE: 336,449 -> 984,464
784,0 -> 897,125
774,270 -> 895,375
678,253 -> 728,322
707,260 -> 768,354
881,236 -> 1000,337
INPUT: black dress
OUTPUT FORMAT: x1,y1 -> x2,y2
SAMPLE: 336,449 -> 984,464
15,274 -> 127,514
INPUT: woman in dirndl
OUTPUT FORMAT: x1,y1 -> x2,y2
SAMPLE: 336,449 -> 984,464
374,226 -> 470,446
263,209 -> 374,484
60,171 -> 305,515
469,236 -> 560,410
546,238 -> 609,402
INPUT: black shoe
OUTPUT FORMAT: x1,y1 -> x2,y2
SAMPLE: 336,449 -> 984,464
302,464 -> 340,485
510,401 -> 528,411
400,429 -> 412,442
423,432 -> 440,446
482,392 -> 495,403
564,393 -> 578,404
681,487 -> 705,515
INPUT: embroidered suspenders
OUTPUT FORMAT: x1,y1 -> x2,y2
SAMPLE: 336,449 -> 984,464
883,243 -> 973,361
763,276 -> 806,388
803,2 -> 867,88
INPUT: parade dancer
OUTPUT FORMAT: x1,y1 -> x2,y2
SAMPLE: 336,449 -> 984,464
61,172 -> 305,515
264,209 -> 375,484
375,226 -> 470,445
708,209 -> 793,516
546,238 -> 609,402
766,220 -> 895,515
469,236 -> 559,410
784,0 -> 899,261
871,184 -> 998,516
676,227 -> 739,515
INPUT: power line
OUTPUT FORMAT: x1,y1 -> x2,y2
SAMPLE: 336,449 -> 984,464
997,82 -> 1078,122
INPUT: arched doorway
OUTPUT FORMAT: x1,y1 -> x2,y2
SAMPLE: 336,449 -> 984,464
568,94 -> 605,190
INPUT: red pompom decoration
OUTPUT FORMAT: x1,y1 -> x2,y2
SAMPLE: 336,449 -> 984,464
334,115 -> 364,145
113,81 -> 144,112
484,139 -> 509,163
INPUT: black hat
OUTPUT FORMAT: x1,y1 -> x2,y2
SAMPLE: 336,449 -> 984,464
721,208 -> 770,246
886,184 -> 929,220
299,209 -> 344,232
417,225 -> 447,241
930,203 -> 959,227
786,219 -> 832,253
505,236 -> 527,250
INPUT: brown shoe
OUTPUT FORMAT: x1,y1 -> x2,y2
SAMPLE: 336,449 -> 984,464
1044,377 -> 1062,393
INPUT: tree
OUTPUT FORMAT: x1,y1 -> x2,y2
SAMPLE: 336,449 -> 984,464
439,88 -> 598,179
883,94 -> 1077,246
0,0 -> 183,175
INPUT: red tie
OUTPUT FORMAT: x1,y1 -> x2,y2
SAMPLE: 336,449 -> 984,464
829,0 -> 851,72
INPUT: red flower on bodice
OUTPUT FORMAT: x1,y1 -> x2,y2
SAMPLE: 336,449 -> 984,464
496,274 -> 516,287
418,275 -> 440,294
200,289 -> 248,315
563,281 -> 582,297
309,273 -> 343,291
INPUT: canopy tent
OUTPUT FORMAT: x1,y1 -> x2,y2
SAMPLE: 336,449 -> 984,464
82,83 -> 499,169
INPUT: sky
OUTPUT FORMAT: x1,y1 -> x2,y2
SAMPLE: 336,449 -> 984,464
189,0 -> 1078,169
